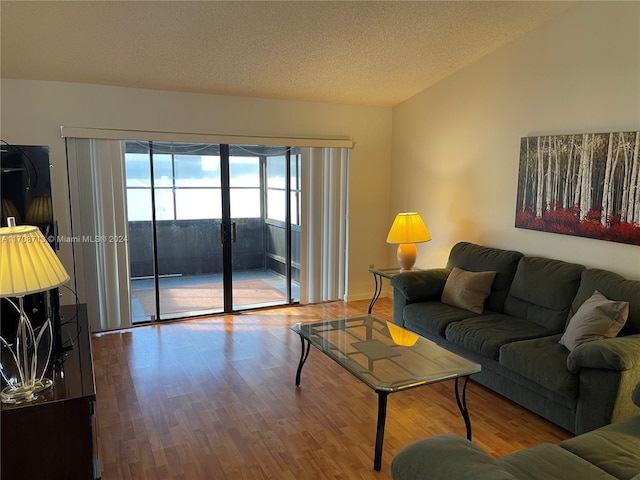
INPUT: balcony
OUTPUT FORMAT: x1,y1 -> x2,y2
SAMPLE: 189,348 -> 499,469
128,217 -> 300,322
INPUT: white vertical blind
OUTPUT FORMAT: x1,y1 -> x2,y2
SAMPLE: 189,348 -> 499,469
299,147 -> 349,303
66,138 -> 131,331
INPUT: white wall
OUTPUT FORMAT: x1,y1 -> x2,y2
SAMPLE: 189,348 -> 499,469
0,80 -> 392,304
392,2 -> 640,280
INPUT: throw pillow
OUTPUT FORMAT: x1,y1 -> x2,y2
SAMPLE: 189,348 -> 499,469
441,267 -> 496,314
559,290 -> 629,351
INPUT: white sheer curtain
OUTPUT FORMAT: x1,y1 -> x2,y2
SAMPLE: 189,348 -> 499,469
65,138 -> 131,331
299,147 -> 350,303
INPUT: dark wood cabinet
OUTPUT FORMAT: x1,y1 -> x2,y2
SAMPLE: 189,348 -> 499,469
1,304 -> 100,480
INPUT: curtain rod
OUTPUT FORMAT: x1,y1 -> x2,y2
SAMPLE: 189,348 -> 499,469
60,126 -> 355,149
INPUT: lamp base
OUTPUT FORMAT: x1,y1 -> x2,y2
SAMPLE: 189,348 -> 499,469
397,243 -> 417,271
0,378 -> 53,404
0,297 -> 56,404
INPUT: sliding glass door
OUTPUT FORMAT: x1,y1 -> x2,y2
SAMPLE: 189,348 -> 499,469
264,148 -> 301,303
125,141 -> 298,323
228,146 -> 300,310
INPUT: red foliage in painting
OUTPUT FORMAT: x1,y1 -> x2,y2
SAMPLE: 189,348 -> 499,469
515,211 -> 533,226
515,205 -> 640,246
516,211 -> 546,231
577,221 -> 607,239
608,214 -> 621,227
585,207 -> 602,223
529,218 -> 547,231
543,209 -> 580,227
609,222 -> 640,245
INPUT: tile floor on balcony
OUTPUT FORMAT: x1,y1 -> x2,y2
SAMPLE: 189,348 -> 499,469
130,269 -> 300,323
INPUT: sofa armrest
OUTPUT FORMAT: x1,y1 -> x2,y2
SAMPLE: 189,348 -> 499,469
567,334 -> 640,374
391,434 -> 517,480
390,268 -> 450,302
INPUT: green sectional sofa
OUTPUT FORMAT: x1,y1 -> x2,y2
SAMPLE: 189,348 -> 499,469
390,382 -> 640,479
391,242 -> 640,435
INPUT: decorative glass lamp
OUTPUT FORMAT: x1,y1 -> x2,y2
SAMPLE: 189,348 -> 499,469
0,217 -> 69,403
386,212 -> 431,271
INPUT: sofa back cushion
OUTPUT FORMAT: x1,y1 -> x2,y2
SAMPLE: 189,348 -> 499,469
559,290 -> 629,350
446,242 -> 523,313
570,269 -> 640,335
504,257 -> 585,332
441,268 -> 496,314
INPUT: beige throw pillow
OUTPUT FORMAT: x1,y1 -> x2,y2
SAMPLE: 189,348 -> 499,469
441,267 -> 496,314
559,290 -> 629,351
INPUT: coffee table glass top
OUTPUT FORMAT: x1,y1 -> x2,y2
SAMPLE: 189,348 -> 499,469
291,316 -> 480,393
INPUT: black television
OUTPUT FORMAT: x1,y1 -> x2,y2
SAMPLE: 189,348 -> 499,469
0,143 -> 69,364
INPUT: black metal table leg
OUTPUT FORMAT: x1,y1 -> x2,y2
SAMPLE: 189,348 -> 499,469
455,376 -> 472,440
368,272 -> 383,314
295,337 -> 311,387
374,392 -> 389,471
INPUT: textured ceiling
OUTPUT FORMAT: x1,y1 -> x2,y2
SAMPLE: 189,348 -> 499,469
0,1 -> 574,107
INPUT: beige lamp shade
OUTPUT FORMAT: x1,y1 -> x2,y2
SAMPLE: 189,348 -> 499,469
0,222 -> 69,297
386,212 -> 431,271
386,212 -> 431,244
25,196 -> 53,225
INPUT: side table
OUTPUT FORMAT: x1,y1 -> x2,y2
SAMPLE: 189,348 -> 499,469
368,267 -> 422,313
1,304 -> 100,480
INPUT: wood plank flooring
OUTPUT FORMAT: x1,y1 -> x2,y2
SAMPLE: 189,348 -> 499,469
92,298 -> 572,479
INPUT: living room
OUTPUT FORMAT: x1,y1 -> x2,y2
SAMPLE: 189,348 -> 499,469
1,1 -> 639,479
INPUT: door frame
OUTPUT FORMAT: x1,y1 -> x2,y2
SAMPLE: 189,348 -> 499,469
125,141 -> 297,321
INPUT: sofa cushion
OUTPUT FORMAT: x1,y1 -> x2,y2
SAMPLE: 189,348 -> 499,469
391,434 -> 518,480
496,443 -> 618,479
445,314 -> 550,360
566,334 -> 640,373
559,415 -> 640,480
500,334 -> 579,399
446,242 -> 523,313
559,290 -> 629,351
404,301 -> 477,338
441,267 -> 496,314
391,268 -> 450,302
570,269 -> 640,336
503,256 -> 585,332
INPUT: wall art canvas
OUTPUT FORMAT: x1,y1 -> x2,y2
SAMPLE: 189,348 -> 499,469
515,131 -> 640,246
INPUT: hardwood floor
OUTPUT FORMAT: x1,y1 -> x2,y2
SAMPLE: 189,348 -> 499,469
92,298 -> 572,479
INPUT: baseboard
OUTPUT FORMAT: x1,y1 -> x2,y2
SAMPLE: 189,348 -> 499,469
346,291 -> 392,303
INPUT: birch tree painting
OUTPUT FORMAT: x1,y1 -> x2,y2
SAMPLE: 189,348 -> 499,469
515,131 -> 640,246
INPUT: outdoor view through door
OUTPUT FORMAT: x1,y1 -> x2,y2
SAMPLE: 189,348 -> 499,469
124,141 -> 301,322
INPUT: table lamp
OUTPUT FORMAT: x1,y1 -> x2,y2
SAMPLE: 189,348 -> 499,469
386,212 -> 431,271
0,217 -> 69,403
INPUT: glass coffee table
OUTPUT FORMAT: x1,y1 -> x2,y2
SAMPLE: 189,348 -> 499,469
291,315 -> 481,471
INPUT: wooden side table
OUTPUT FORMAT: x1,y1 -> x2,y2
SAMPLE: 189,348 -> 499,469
1,304 -> 100,480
